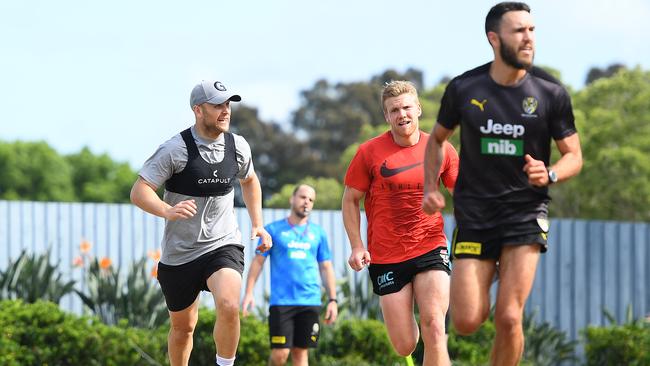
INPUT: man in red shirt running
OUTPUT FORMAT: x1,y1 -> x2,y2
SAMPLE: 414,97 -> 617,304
342,80 -> 458,366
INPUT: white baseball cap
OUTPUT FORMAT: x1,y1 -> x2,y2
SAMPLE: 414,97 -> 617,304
190,80 -> 241,108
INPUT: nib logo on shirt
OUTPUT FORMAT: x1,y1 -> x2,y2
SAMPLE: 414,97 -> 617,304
481,138 -> 523,156
479,119 -> 524,156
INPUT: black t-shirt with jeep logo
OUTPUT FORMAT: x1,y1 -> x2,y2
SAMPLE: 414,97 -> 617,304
438,62 -> 577,229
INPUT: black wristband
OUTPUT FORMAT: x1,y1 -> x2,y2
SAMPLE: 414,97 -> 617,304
328,298 -> 338,303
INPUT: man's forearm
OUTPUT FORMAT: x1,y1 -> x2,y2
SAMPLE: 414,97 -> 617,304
341,198 -> 364,250
244,257 -> 264,296
551,134 -> 583,183
423,135 -> 444,193
130,178 -> 170,218
320,263 -> 337,299
241,173 -> 264,227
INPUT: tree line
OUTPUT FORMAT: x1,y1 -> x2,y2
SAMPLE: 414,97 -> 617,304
1,65 -> 648,221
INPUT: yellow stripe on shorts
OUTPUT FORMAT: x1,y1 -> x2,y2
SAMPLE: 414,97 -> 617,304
271,336 -> 286,344
454,241 -> 482,255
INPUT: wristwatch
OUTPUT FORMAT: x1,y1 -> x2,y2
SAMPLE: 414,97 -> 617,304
548,169 -> 558,185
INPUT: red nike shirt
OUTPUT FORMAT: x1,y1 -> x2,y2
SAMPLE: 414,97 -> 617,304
344,131 -> 458,264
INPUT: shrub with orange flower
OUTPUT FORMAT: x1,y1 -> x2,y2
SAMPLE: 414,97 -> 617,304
147,249 -> 161,262
147,248 -> 161,279
99,257 -> 112,270
72,256 -> 84,267
75,254 -> 167,328
80,239 -> 92,254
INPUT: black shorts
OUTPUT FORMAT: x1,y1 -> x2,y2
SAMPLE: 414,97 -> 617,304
451,219 -> 549,260
157,245 -> 244,312
268,305 -> 321,349
368,246 -> 451,296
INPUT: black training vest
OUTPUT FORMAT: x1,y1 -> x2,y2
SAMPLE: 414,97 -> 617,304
165,128 -> 238,197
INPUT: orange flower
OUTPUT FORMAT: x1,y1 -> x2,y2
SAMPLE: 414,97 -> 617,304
72,256 -> 84,267
99,257 -> 112,270
151,263 -> 158,279
80,239 -> 92,253
147,249 -> 161,262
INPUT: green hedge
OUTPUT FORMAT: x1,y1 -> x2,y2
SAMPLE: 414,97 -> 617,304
190,309 -> 405,366
190,308 -> 269,365
583,322 -> 650,366
314,318 -> 405,365
447,320 -> 495,365
0,301 -> 403,366
3,299 -> 647,365
0,300 -> 167,366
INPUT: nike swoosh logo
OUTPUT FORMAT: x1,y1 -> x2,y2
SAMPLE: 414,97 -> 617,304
380,161 -> 423,178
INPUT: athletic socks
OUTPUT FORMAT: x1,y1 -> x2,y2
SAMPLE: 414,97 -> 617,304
216,354 -> 235,366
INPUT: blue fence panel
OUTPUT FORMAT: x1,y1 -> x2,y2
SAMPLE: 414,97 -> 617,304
1,200 -> 649,352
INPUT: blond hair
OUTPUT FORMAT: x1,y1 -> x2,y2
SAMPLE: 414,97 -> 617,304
381,80 -> 419,111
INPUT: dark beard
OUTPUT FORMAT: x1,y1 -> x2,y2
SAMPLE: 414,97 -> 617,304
293,208 -> 309,219
499,36 -> 533,70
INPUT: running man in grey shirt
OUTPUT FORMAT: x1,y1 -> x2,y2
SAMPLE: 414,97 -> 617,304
131,79 -> 272,366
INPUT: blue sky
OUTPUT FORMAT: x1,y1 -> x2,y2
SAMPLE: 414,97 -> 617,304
1,0 -> 649,169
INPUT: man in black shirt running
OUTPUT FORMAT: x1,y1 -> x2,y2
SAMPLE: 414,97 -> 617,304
422,2 -> 582,365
